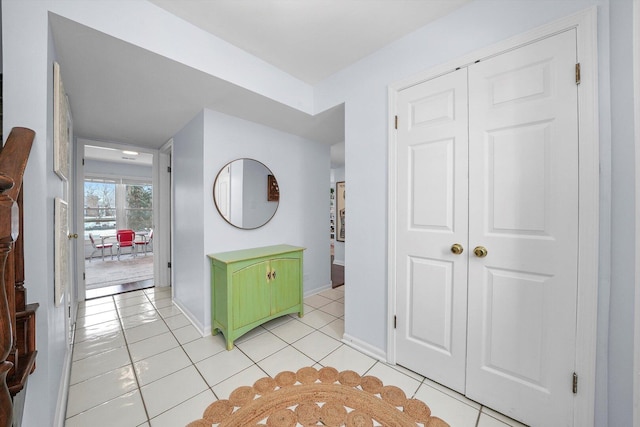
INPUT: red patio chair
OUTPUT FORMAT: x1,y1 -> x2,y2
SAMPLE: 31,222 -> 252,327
88,233 -> 113,262
134,229 -> 153,256
116,229 -> 136,260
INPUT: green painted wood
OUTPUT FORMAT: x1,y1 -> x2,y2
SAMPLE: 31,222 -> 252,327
211,264 -> 228,334
232,261 -> 270,328
208,244 -> 305,264
208,245 -> 304,350
270,258 -> 300,314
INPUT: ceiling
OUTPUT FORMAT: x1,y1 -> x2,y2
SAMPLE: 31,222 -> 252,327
147,0 -> 471,84
85,145 -> 154,166
49,1 -> 470,166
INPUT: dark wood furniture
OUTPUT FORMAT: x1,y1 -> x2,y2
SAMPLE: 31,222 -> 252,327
0,127 -> 38,427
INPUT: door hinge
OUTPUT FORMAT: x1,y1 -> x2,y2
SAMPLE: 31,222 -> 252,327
572,372 -> 578,394
68,306 -> 71,318
394,115 -> 398,130
167,166 -> 172,173
394,315 -> 397,329
575,63 -> 581,85
168,262 -> 172,268
83,272 -> 85,280
82,158 -> 85,166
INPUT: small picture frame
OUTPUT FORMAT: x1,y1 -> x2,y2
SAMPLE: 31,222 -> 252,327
268,174 -> 279,202
336,181 -> 345,242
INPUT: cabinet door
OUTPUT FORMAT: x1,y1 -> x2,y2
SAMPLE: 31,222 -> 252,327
269,258 -> 301,314
232,261 -> 271,328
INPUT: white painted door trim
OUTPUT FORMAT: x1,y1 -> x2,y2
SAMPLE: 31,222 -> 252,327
158,139 -> 174,292
633,1 -> 640,425
387,7 -> 599,426
78,139 -> 158,297
74,137 -> 86,303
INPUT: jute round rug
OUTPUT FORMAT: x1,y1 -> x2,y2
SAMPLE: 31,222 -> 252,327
187,366 -> 450,427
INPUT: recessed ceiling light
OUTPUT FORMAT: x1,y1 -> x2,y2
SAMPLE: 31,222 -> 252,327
122,150 -> 139,155
87,145 -> 117,151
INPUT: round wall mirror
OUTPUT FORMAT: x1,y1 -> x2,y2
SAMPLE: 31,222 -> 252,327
213,159 -> 279,229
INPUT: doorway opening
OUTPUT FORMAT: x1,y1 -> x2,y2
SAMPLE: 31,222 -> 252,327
330,142 -> 345,288
82,145 -> 155,299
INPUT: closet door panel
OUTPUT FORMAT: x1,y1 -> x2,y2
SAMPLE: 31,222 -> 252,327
395,69 -> 469,393
466,29 -> 579,426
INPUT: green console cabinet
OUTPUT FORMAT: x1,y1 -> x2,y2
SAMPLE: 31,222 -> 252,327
208,244 -> 305,350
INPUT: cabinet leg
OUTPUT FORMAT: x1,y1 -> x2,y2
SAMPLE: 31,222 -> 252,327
212,328 -> 219,336
226,340 -> 234,351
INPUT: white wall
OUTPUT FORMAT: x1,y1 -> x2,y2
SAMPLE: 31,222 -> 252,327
172,111 -> 207,329
171,108 -> 331,333
3,2 -> 69,425
314,0 -> 635,425
607,1 -> 636,424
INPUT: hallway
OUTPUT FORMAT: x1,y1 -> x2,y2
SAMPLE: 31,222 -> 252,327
66,286 -> 524,426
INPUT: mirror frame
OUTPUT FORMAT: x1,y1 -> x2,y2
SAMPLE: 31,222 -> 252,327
212,158 -> 279,230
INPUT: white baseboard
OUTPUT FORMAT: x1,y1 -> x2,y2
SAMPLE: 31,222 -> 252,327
341,333 -> 387,362
172,298 -> 207,336
332,259 -> 345,266
304,283 -> 333,298
54,346 -> 73,427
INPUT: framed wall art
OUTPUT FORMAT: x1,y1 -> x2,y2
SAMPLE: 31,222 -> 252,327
54,197 -> 69,307
336,181 -> 345,242
268,174 -> 279,202
53,61 -> 70,181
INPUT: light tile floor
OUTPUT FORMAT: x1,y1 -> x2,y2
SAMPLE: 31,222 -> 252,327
65,286 -> 527,427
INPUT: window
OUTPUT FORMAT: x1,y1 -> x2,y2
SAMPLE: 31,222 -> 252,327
84,177 -> 152,238
124,182 -> 153,231
84,178 -> 116,237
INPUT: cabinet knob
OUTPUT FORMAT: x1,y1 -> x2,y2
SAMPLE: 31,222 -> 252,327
267,271 -> 272,280
272,270 -> 276,279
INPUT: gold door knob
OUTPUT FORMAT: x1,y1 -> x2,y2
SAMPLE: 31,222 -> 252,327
450,243 -> 464,255
68,233 -> 78,239
473,246 -> 488,258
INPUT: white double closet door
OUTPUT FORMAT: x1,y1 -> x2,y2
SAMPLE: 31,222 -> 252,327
395,30 -> 579,426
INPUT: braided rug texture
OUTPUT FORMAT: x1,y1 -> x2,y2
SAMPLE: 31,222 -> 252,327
187,366 -> 450,427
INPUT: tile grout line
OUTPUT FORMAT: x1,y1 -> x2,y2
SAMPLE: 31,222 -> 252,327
195,293 -> 345,401
142,288 -> 218,423
71,288 -> 175,425
66,295 -> 130,423
71,286 -> 520,426
117,291 -> 154,425
68,286 -> 346,426
137,288 -> 187,424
